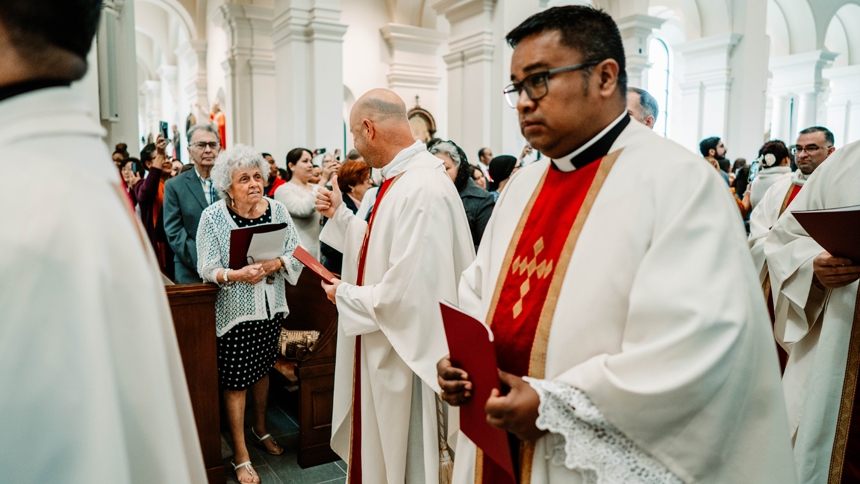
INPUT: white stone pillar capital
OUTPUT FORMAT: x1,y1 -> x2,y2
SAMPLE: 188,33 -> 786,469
432,0 -> 496,25
770,50 -> 839,95
433,0 -> 496,157
272,0 -> 347,159
615,14 -> 665,88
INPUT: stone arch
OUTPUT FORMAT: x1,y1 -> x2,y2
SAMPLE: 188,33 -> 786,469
649,0 -> 701,40
694,0 -> 731,37
766,0 -> 791,58
825,3 -> 860,66
138,0 -> 198,40
771,0 -> 817,54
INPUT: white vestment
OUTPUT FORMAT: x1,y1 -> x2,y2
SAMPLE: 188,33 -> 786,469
764,140 -> 860,483
453,119 -> 796,484
748,171 -> 807,284
320,141 -> 475,484
0,87 -> 206,482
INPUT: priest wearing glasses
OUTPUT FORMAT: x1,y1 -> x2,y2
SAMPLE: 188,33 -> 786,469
437,6 -> 796,484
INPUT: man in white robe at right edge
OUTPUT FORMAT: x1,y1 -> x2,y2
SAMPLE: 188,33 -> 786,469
764,139 -> 860,483
437,6 -> 796,484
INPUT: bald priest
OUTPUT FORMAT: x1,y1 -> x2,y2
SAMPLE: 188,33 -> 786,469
316,89 -> 474,484
438,6 -> 796,484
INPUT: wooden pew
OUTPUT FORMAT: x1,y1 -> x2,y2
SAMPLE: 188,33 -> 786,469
165,283 -> 225,484
276,270 -> 340,468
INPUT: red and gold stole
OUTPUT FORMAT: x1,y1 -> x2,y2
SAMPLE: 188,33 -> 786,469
763,182 -> 804,373
476,151 -> 621,484
829,287 -> 860,483
348,173 -> 403,484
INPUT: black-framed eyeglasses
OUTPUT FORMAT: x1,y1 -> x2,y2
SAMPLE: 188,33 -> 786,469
791,144 -> 828,155
192,141 -> 220,150
503,61 -> 602,108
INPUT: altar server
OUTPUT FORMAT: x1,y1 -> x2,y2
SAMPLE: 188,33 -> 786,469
315,89 -> 474,484
438,7 -> 795,484
0,1 -> 206,482
765,140 -> 860,483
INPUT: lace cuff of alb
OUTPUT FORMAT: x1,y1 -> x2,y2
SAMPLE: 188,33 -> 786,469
524,377 -> 683,484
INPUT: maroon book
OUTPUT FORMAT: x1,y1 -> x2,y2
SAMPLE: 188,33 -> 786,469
439,301 -> 515,483
292,245 -> 335,284
228,223 -> 287,270
793,205 -> 860,263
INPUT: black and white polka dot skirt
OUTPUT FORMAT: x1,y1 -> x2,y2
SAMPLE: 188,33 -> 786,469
217,313 -> 284,391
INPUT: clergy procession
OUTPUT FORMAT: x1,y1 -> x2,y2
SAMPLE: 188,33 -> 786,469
3,1 -> 860,484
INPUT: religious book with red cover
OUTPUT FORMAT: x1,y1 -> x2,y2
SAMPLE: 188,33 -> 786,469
228,223 -> 287,269
292,245 -> 335,284
439,301 -> 515,483
793,205 -> 860,263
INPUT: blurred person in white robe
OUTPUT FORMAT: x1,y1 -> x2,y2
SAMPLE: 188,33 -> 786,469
0,1 -> 206,482
315,89 -> 474,484
765,139 -> 860,483
437,6 -> 795,484
748,127 -> 834,371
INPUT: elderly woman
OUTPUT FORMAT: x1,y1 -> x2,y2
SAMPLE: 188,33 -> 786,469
429,140 -> 495,250
196,144 -> 303,484
274,147 -> 323,258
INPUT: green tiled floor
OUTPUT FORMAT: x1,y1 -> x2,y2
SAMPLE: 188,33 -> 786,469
221,391 -> 346,484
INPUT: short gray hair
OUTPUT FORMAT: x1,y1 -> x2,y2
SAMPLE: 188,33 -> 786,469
630,87 -> 659,123
187,123 -> 221,144
210,144 -> 269,202
428,141 -> 463,167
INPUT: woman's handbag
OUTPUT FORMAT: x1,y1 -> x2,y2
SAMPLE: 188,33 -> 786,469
277,329 -> 320,361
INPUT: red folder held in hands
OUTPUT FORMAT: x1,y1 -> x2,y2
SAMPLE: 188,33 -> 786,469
793,205 -> 860,263
439,301 -> 515,482
292,245 -> 336,284
229,223 -> 287,269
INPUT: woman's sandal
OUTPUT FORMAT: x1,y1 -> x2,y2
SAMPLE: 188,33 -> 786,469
251,427 -> 285,456
231,460 -> 260,484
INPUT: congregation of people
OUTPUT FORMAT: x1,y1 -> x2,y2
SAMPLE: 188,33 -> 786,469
3,2 -> 860,484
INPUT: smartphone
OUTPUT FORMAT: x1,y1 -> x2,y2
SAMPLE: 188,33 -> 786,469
159,121 -> 169,141
314,147 -> 327,156
334,148 -> 342,161
748,160 -> 760,183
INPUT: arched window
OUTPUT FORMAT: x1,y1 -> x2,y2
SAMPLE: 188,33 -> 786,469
647,38 -> 670,137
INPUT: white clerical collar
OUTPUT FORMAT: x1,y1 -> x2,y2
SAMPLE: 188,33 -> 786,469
382,140 -> 426,179
791,169 -> 810,186
551,111 -> 628,173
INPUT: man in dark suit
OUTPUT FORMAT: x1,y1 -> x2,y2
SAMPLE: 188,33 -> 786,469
164,124 -> 221,283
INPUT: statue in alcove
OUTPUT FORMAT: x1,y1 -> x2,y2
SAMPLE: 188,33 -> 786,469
408,96 -> 436,143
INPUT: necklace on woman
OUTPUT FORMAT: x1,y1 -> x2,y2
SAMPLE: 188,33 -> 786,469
245,200 -> 260,218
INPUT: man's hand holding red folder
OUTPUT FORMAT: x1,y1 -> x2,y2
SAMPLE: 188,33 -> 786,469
437,357 -> 547,441
813,251 -> 860,289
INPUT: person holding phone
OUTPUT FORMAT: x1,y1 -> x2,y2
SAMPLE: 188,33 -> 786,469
274,147 -> 323,258
136,135 -> 175,278
196,144 -> 304,484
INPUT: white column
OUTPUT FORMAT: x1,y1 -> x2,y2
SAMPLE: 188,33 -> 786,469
824,64 -> 860,146
216,4 -> 277,151
96,0 -> 140,150
175,39 -> 209,118
615,14 -> 665,89
674,33 -> 742,153
272,0 -> 347,160
380,24 -> 446,123
769,50 -> 838,140
141,80 -> 162,141
770,93 -> 792,143
433,0 -> 496,160
157,65 -> 178,131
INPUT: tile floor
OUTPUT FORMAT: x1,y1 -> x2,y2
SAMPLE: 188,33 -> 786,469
221,390 -> 346,484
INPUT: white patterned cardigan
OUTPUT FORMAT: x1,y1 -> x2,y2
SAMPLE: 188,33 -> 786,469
196,199 -> 304,337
